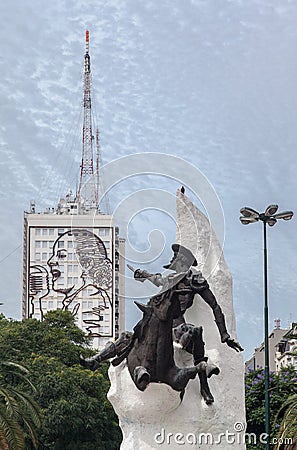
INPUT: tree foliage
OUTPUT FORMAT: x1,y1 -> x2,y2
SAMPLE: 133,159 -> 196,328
0,360 -> 41,450
245,367 -> 297,450
273,394 -> 297,450
0,311 -> 122,449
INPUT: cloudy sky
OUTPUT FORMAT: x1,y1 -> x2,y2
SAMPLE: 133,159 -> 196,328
0,0 -> 296,358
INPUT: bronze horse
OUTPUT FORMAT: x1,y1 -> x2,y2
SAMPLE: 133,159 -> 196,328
128,286 -> 202,393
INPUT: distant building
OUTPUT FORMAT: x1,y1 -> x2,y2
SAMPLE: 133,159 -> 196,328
275,322 -> 297,373
22,31 -> 125,350
245,319 -> 290,373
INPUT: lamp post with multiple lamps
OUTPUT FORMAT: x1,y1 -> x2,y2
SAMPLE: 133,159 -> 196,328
239,205 -> 293,450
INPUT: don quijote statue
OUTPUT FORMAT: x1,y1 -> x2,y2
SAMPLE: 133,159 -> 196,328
80,244 -> 243,404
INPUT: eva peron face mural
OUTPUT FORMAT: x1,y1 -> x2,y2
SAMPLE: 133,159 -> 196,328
28,228 -> 113,337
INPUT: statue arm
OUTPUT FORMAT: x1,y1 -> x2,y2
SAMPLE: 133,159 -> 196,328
134,269 -> 164,287
198,287 -> 244,352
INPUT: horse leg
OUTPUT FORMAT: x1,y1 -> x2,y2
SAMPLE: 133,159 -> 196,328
80,331 -> 133,370
133,366 -> 151,391
80,341 -> 117,370
192,326 -> 220,378
164,365 -> 198,392
197,361 -> 215,405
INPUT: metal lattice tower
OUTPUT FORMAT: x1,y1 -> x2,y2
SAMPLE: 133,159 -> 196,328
77,30 -> 98,212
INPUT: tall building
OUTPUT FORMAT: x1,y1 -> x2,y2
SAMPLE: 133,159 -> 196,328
22,31 -> 125,350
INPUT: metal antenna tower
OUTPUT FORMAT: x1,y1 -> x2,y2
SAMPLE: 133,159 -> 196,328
77,30 -> 98,212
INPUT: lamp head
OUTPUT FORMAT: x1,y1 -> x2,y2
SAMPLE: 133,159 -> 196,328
264,204 -> 278,216
240,216 -> 259,225
240,207 -> 259,218
274,211 -> 294,221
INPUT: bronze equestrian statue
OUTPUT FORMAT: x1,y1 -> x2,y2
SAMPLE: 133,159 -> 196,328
80,244 -> 243,404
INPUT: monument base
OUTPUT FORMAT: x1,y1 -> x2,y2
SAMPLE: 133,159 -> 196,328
108,344 -> 246,450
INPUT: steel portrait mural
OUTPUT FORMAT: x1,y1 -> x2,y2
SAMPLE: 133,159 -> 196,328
28,228 -> 113,338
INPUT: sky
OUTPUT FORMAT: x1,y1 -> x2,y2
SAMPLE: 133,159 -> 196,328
0,0 -> 297,359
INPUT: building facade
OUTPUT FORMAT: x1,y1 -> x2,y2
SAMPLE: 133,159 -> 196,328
23,198 -> 125,350
245,320 -> 296,373
275,323 -> 297,372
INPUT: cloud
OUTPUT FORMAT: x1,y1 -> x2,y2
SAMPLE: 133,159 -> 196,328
0,0 -> 297,358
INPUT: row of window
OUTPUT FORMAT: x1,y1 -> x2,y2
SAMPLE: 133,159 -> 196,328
34,249 -> 111,262
35,252 -> 79,262
35,229 -> 55,236
82,325 -> 111,333
34,240 -> 111,250
34,228 -> 111,237
35,241 -> 54,249
33,299 -> 111,313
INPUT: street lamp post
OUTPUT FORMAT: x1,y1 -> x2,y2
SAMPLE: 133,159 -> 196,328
239,205 -> 293,450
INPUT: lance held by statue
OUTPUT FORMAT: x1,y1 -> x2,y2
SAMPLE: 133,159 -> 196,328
80,244 -> 243,404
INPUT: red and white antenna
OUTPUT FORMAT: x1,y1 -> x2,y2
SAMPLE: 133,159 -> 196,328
77,30 -> 98,211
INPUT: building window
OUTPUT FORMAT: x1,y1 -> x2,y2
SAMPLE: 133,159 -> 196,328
42,229 -> 48,236
58,228 -> 64,235
49,228 -> 54,236
35,241 -> 41,248
58,241 -> 65,249
35,253 -> 40,261
98,228 -> 110,237
68,265 -> 73,272
42,241 -> 47,248
68,241 -> 73,249
35,229 -> 41,236
42,253 -> 47,260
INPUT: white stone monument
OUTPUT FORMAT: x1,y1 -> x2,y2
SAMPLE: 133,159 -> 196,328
108,191 -> 246,449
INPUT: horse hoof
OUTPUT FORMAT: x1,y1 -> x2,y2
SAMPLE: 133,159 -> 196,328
201,389 -> 214,405
206,364 -> 220,378
134,366 -> 151,391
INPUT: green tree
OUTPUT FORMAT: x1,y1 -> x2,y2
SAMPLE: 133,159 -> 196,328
273,394 -> 297,449
0,310 -> 122,450
0,361 -> 41,450
245,367 -> 297,450
273,329 -> 297,449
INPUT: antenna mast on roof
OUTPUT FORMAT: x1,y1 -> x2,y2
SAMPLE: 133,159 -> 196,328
77,30 -> 98,212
